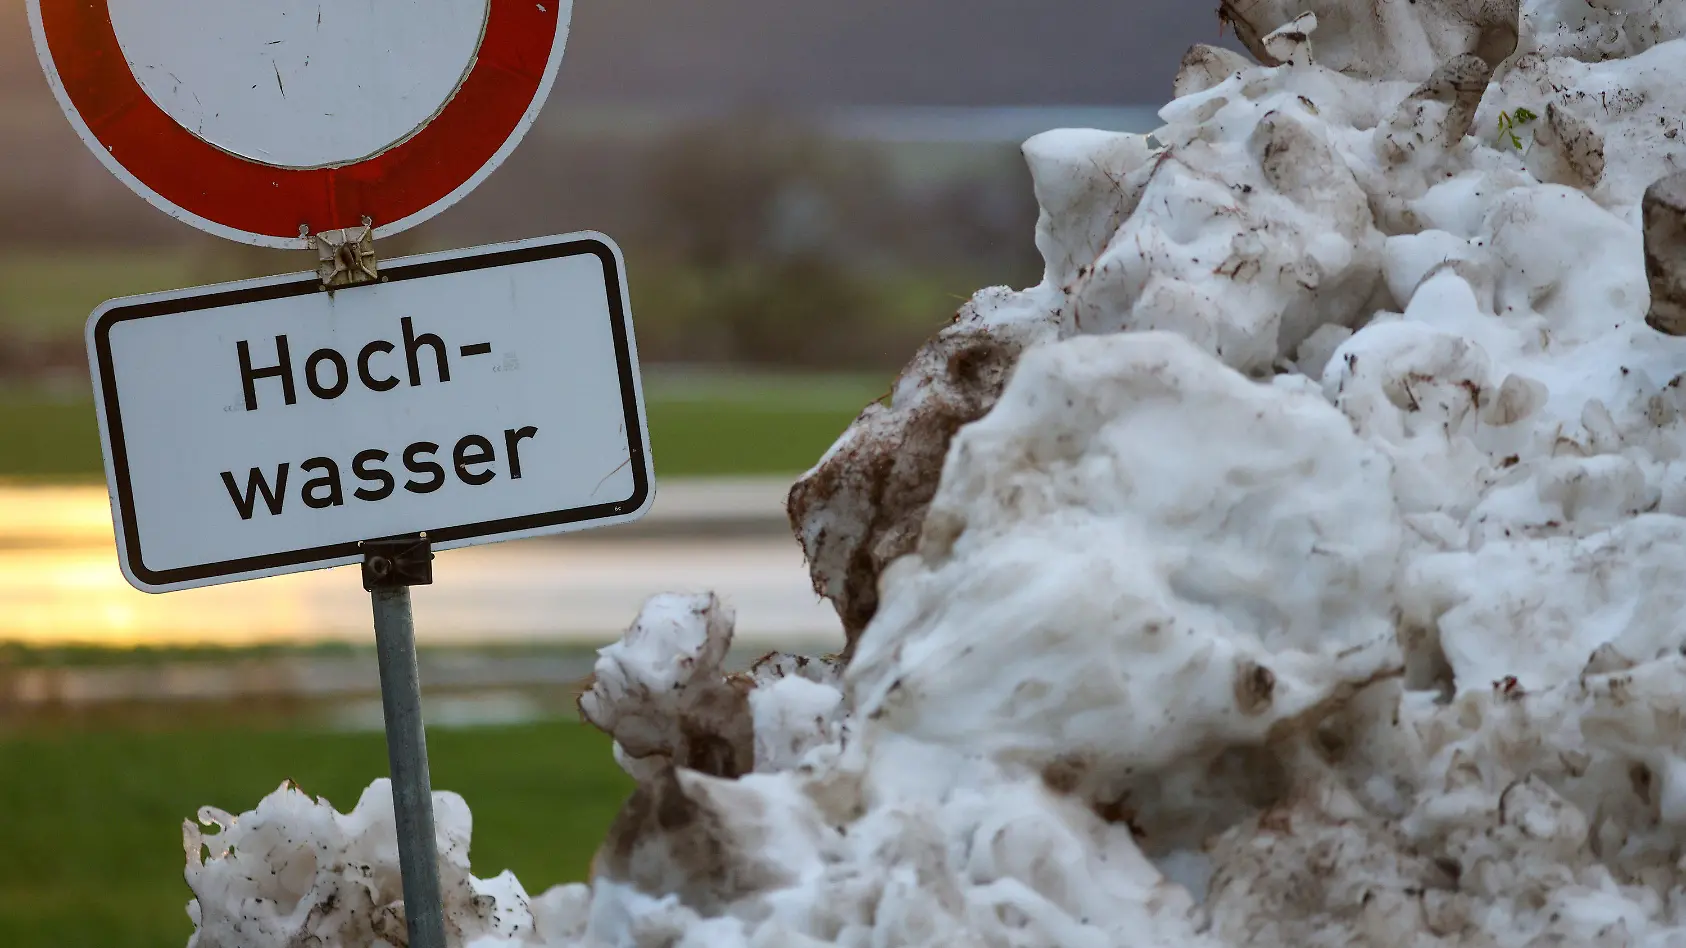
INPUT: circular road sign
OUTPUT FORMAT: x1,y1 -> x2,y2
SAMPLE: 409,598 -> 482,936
28,0 -> 573,249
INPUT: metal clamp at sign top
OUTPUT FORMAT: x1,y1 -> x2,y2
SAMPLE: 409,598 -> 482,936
311,216 -> 381,291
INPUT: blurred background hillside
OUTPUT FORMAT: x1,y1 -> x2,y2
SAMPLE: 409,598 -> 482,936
0,3 -> 1243,944
0,0 -> 1230,385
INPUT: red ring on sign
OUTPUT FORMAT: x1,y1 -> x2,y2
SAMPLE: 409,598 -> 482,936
38,0 -> 557,242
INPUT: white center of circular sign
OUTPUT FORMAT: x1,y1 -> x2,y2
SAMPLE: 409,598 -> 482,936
108,0 -> 489,170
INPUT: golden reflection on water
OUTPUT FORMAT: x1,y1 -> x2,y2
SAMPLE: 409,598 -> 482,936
0,484 -> 115,545
0,485 -> 841,647
0,548 -> 335,646
0,485 -> 363,646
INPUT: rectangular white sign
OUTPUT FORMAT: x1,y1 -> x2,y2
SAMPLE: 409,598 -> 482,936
87,232 -> 655,593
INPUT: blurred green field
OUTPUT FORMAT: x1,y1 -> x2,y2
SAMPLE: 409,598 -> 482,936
0,396 -> 106,479
0,253 -> 212,339
0,719 -> 631,948
0,249 -> 902,480
0,379 -> 879,481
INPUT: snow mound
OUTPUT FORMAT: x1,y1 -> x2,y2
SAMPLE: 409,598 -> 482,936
182,779 -> 571,948
182,1 -> 1686,945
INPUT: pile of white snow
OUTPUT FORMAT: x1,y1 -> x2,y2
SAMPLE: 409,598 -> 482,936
181,1 -> 1686,945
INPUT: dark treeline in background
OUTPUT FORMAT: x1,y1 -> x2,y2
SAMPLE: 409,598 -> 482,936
0,1 -> 1235,375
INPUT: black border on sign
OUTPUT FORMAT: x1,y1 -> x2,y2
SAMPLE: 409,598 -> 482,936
91,235 -> 650,590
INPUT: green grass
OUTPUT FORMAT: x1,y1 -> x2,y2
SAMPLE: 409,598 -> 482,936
0,254 -> 215,338
0,394 -> 106,480
0,377 -> 879,481
0,641 -> 363,669
646,393 -> 872,476
0,720 -> 632,948
0,248 -> 897,480
0,641 -> 608,669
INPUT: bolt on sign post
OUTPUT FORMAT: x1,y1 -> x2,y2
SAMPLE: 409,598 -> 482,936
29,4 -> 655,944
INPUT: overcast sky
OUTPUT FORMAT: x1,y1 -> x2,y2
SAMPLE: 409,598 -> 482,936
556,0 -> 1239,107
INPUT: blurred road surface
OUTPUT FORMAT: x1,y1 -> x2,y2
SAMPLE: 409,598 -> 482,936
0,479 -> 841,648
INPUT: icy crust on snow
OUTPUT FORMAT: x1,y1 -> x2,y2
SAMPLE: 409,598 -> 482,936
184,2 -> 1686,946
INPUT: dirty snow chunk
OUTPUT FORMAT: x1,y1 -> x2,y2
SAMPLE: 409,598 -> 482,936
184,779 -> 547,948
1376,54 -> 1496,172
1387,658 -> 1686,936
1023,129 -> 1156,291
1480,40 -> 1686,213
1205,773 -> 1458,948
1521,0 -> 1686,62
926,774 -> 1216,948
591,765 -> 829,921
1326,180 -> 1683,523
790,52 -> 1413,646
1219,0 -> 1520,81
753,739 -> 1219,948
1293,323 -> 1354,381
1324,317 -> 1506,517
747,659 -> 846,774
778,121 -> 1159,647
1648,171 -> 1686,336
791,55 -> 1401,646
1069,67 -> 1388,374
1173,44 -> 1254,99
1261,12 -> 1319,68
785,286 -> 1058,650
526,884 -> 591,945
849,331 -> 1405,778
578,592 -> 754,780
1404,515 -> 1686,695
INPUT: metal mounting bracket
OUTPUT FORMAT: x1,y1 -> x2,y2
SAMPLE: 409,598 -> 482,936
360,534 -> 434,591
312,216 -> 380,290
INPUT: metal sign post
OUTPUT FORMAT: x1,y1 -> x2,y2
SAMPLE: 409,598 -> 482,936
361,535 -> 446,948
330,233 -> 448,948
335,244 -> 446,948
